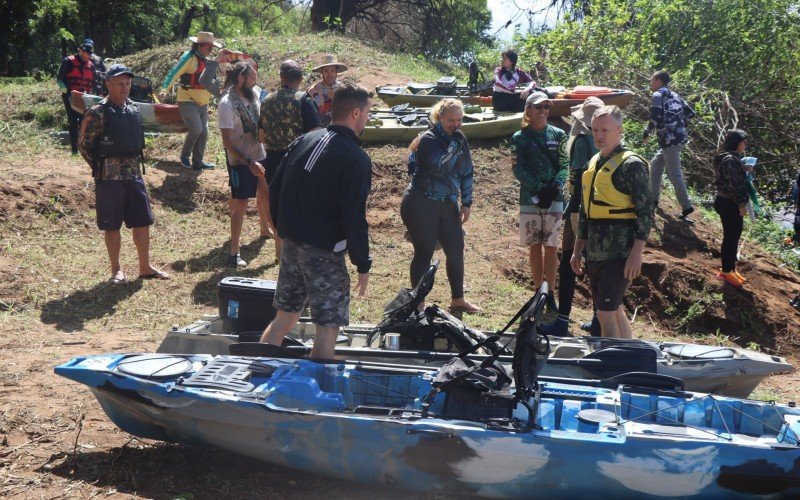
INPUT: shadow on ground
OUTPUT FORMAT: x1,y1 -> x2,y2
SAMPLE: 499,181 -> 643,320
40,280 -> 143,332
41,443 -> 414,499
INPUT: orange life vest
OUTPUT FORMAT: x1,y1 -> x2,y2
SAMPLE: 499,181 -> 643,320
65,55 -> 95,93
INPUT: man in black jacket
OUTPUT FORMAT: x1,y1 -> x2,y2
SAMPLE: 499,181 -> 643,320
260,82 -> 373,359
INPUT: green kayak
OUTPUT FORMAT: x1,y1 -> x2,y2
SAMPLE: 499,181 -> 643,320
362,107 -> 523,144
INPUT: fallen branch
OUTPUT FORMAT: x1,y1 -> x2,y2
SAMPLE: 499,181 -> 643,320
68,413 -> 85,474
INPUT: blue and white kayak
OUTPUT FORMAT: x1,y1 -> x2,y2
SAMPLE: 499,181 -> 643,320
56,352 -> 800,498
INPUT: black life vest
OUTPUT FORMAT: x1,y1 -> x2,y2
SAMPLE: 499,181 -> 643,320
92,100 -> 145,158
65,55 -> 95,93
179,55 -> 207,90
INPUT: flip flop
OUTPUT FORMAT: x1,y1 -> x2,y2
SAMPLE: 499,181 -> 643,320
110,276 -> 127,284
138,270 -> 171,280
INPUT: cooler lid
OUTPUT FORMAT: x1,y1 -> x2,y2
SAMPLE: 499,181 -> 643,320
218,276 -> 277,292
665,344 -> 736,360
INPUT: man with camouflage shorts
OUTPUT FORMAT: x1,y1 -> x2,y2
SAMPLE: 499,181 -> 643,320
571,105 -> 652,339
260,82 -> 373,359
258,59 -> 321,258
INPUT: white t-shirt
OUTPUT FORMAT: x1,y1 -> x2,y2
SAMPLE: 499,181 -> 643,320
218,86 -> 266,165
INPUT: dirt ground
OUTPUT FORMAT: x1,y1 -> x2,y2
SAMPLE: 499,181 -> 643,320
1,139 -> 799,498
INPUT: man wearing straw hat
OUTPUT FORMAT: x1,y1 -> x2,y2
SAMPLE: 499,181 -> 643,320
160,31 -> 223,171
540,96 -> 602,337
308,54 -> 347,127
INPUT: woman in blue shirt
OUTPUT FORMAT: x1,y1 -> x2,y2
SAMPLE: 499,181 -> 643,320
402,98 -> 480,313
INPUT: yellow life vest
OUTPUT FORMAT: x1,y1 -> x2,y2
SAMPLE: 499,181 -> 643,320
581,150 -> 644,220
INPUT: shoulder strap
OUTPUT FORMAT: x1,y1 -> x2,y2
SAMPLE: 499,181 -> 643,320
528,128 -> 560,171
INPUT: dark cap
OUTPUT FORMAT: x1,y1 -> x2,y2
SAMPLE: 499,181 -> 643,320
106,64 -> 134,79
82,38 -> 95,48
279,60 -> 303,81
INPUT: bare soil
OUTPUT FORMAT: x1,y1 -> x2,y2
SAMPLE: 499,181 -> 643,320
1,136 -> 799,498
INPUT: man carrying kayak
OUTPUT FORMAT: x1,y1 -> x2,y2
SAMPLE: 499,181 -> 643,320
308,54 -> 347,127
57,41 -> 96,154
79,64 -> 170,283
571,105 -> 652,339
159,31 -> 222,171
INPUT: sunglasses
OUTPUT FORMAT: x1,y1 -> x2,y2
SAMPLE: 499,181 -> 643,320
531,103 -> 551,110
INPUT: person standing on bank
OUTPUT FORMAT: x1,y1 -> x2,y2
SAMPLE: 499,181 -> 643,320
78,65 -> 171,283
258,60 -> 322,260
260,83 -> 373,359
159,31 -> 222,171
78,38 -> 107,95
308,54 -> 347,127
571,105 -> 652,339
510,91 -> 568,311
540,96 -> 602,336
492,49 -> 537,113
402,98 -> 481,314
57,41 -> 96,154
644,70 -> 695,219
215,62 -> 275,267
712,129 -> 751,287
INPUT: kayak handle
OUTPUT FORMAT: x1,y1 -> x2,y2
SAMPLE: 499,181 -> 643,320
406,428 -> 453,438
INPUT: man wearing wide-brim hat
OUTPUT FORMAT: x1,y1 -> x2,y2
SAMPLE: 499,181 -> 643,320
160,31 -> 223,171
540,96 -> 602,337
308,54 -> 348,127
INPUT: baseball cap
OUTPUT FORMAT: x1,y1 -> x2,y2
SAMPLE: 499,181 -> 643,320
525,91 -> 550,107
106,64 -> 134,79
279,60 -> 303,81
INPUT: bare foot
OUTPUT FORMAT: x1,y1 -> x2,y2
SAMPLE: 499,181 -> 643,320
449,298 -> 482,313
138,267 -> 171,280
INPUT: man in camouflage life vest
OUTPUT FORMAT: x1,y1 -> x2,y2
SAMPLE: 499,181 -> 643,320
258,59 -> 321,259
79,65 -> 170,283
571,105 -> 652,339
57,41 -> 96,154
308,54 -> 347,127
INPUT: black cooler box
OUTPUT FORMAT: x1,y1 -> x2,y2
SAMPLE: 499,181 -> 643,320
217,277 -> 278,333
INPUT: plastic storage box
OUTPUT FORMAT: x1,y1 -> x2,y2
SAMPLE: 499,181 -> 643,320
217,277 -> 278,333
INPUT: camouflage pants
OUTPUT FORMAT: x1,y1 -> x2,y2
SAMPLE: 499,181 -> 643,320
273,239 -> 350,327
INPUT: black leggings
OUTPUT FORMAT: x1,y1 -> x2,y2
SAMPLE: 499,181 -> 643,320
557,218 -> 577,317
713,196 -> 743,272
62,93 -> 84,153
492,91 -> 525,112
400,190 -> 465,298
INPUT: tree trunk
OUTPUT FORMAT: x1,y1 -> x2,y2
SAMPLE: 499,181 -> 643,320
176,6 -> 198,40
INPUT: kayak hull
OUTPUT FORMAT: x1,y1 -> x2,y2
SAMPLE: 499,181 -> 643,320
157,317 -> 793,398
377,87 -> 635,116
69,90 -> 187,134
56,353 -> 800,498
363,108 -> 523,143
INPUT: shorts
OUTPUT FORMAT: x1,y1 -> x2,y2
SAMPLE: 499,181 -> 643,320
228,159 -> 265,200
587,258 -> 629,311
519,211 -> 563,247
273,238 -> 350,327
264,150 -> 287,184
95,178 -> 154,231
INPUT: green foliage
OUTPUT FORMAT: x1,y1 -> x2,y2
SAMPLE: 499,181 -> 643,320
518,0 -> 800,194
33,105 -> 59,128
